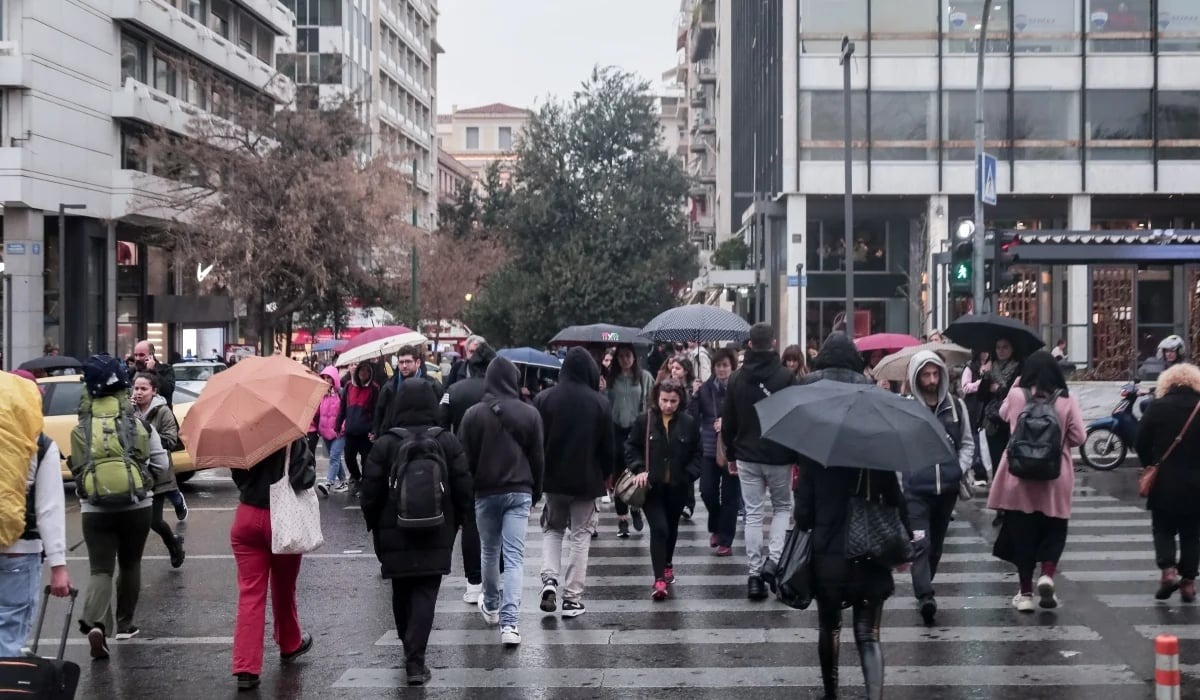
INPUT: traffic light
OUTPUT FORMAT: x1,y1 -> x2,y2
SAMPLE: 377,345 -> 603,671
992,231 -> 1019,292
950,239 -> 973,293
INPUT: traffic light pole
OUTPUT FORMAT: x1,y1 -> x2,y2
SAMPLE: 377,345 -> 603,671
972,7 -> 990,314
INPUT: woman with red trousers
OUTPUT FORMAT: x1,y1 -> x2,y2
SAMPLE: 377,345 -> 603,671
229,439 -> 317,691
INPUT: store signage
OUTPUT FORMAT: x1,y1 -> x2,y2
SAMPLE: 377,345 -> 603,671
5,243 -> 25,255
1090,10 -> 1108,29
949,10 -> 968,29
196,262 -> 214,282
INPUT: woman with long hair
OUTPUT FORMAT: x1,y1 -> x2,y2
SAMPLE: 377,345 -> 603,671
987,351 -> 1085,612
607,346 -> 655,538
782,344 -> 807,380
690,348 -> 740,556
979,338 -> 1022,475
624,380 -> 702,600
961,349 -> 992,485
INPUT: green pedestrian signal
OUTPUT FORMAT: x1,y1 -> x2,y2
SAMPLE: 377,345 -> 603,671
953,262 -> 970,281
950,241 -> 973,293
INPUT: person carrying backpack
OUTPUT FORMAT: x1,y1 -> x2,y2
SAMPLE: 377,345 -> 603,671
360,378 -> 473,686
70,354 -> 168,659
987,351 -> 1085,612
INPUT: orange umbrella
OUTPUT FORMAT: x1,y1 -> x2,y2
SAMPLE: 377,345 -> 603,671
180,355 -> 328,470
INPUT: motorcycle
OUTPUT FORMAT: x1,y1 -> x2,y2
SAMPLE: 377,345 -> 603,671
1078,382 -> 1148,471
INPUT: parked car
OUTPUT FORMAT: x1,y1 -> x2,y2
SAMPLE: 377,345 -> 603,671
172,361 -> 227,393
38,376 -> 201,483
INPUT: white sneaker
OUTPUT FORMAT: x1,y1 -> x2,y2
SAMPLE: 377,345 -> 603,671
1036,575 -> 1059,609
477,596 -> 499,626
600,495 -> 612,505
463,583 -> 482,605
500,626 -> 521,645
1011,592 -> 1036,612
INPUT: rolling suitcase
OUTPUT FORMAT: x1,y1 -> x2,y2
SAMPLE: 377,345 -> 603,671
0,585 -> 81,699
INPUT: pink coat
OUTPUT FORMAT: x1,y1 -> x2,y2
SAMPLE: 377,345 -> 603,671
315,366 -> 342,440
986,384 -> 1086,520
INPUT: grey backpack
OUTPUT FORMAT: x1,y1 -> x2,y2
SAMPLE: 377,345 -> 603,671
1006,389 -> 1063,481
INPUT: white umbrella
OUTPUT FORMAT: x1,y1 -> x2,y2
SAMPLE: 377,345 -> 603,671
334,331 -> 427,367
870,342 -> 973,384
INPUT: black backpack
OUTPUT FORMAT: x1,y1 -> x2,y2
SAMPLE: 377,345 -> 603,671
1006,389 -> 1063,481
386,428 -> 447,529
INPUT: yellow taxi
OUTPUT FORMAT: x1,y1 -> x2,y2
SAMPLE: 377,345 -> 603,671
38,376 -> 201,483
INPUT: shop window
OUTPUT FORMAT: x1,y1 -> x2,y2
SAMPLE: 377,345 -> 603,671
802,90 -> 867,160
806,219 -> 889,272
1159,0 -> 1200,53
1087,90 -> 1152,160
799,0 -> 867,54
871,92 -> 935,160
1013,91 -> 1080,160
805,300 -> 888,345
943,91 -> 1009,160
870,0 -> 937,54
1137,267 -> 1175,360
1156,92 -> 1200,160
1013,0 -> 1081,53
944,0 -> 1012,54
1087,0 -> 1151,52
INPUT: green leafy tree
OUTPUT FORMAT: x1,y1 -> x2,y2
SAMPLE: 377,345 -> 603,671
465,67 -> 695,346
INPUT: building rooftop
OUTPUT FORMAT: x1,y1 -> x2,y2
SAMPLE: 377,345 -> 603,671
452,102 -> 532,116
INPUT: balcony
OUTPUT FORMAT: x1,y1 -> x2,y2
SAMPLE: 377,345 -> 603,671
237,0 -> 295,36
689,157 -> 715,183
692,112 -> 715,134
688,180 -> 710,198
689,139 -> 706,154
112,79 -> 205,135
690,87 -> 706,107
689,0 -> 716,60
695,58 -> 717,83
378,51 -> 431,106
378,100 -> 431,149
111,0 -> 290,102
0,42 -> 29,87
380,2 -> 431,64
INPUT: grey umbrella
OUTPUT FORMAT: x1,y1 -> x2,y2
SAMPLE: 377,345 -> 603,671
549,324 -> 649,347
755,380 -> 955,473
639,305 -> 751,344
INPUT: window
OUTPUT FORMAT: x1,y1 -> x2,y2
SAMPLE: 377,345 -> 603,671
294,0 -> 309,25
498,126 -> 513,150
465,126 -> 479,149
1086,0 -> 1151,52
238,14 -> 255,52
1160,0 -> 1200,52
318,53 -> 342,83
184,70 -> 208,110
805,219 -> 891,272
1157,92 -> 1200,160
120,127 -> 145,171
943,0 -> 1012,54
870,0 -> 937,54
153,51 -> 177,96
943,91 -> 1010,159
183,0 -> 207,22
1012,91 -> 1080,159
870,92 -> 935,160
1013,0 -> 1081,53
318,0 -> 342,26
120,34 -> 147,84
801,91 -> 866,159
799,0 -> 867,53
209,0 -> 230,38
1087,90 -> 1151,160
297,27 -> 317,52
256,26 -> 273,63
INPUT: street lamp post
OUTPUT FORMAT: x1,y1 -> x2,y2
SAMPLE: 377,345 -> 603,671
57,203 -> 86,353
840,37 -> 856,325
2,263 -> 10,371
972,9 -> 992,312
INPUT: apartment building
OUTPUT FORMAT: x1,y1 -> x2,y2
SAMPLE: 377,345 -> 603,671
437,147 -> 472,202
0,0 -> 294,367
277,0 -> 439,229
732,0 -> 1200,375
436,102 -> 532,182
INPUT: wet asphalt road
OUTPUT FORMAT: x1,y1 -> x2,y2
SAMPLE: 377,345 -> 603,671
37,464 -> 1200,699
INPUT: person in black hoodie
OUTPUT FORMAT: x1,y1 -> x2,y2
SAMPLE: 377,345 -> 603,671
533,348 -> 613,617
459,357 -> 545,646
794,332 -> 910,700
360,379 -> 474,686
228,439 -> 316,691
339,362 -> 380,493
720,323 -> 799,600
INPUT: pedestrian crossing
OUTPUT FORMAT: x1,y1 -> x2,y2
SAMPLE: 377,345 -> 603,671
330,480 -> 1200,695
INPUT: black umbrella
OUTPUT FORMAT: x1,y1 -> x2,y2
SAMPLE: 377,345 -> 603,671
755,381 -> 956,473
19,355 -> 82,372
549,324 -> 649,347
639,305 -> 751,344
944,313 -> 1044,357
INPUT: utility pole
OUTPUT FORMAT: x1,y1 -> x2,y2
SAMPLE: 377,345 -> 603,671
840,37 -> 856,324
972,9 -> 991,313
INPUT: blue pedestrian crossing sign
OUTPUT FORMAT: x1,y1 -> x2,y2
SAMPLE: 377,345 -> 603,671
979,153 -> 997,206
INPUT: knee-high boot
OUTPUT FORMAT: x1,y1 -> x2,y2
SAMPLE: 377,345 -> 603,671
853,601 -> 885,700
817,599 -> 842,699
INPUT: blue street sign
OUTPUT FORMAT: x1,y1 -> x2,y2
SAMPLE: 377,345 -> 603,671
979,153 -> 998,206
787,275 -> 808,288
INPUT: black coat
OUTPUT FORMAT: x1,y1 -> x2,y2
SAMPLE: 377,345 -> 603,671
374,372 -> 443,436
459,357 -> 545,501
438,345 -> 495,433
625,410 -> 702,487
792,333 -> 907,605
535,348 -> 613,499
1136,386 -> 1200,518
230,439 -> 315,509
720,349 -> 799,465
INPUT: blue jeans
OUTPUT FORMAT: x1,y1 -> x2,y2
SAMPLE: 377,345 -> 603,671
0,554 -> 42,657
322,436 -> 346,483
475,493 -> 532,629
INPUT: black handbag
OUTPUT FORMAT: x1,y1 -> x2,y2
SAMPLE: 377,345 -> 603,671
844,470 -> 913,569
773,528 -> 814,610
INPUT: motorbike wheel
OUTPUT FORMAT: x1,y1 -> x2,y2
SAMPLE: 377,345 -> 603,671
1080,427 -> 1127,471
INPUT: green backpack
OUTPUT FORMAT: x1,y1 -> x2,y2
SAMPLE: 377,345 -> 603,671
70,393 -> 152,506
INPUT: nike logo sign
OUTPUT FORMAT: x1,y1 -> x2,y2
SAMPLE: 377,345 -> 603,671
197,263 -> 214,282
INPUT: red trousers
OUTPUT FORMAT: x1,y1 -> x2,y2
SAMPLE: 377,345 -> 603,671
230,503 -> 304,675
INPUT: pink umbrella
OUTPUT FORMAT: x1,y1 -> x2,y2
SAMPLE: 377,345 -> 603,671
855,333 -> 920,353
338,325 -> 416,354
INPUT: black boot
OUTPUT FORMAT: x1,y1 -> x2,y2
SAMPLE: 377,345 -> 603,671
746,575 -> 768,600
818,623 -> 840,699
857,639 -> 884,700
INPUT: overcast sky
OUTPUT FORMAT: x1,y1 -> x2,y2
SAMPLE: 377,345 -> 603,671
436,0 -> 681,113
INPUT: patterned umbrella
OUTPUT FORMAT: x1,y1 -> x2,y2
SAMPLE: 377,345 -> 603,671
639,305 -> 751,344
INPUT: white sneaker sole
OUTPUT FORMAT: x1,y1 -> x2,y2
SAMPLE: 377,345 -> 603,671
501,630 -> 521,645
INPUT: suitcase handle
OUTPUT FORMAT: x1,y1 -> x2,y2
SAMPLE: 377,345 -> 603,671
31,586 -> 79,660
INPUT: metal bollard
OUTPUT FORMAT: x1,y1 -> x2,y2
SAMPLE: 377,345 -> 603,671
1156,634 -> 1181,700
